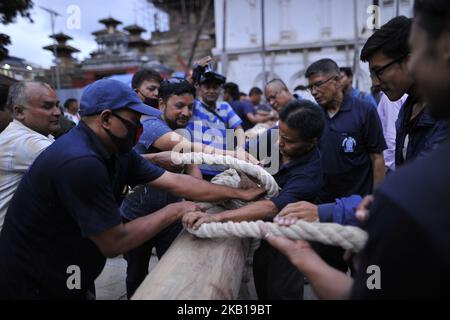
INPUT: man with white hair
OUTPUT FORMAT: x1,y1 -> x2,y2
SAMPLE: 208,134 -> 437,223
0,81 -> 60,232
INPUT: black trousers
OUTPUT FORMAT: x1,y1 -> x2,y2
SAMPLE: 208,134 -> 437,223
253,240 -> 304,300
123,221 -> 182,299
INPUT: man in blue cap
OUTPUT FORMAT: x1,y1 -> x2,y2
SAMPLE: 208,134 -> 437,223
0,79 -> 264,300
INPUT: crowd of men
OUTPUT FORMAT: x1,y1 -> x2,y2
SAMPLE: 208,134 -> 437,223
0,0 -> 449,300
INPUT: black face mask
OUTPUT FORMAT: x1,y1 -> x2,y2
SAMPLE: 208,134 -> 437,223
143,97 -> 159,109
105,113 -> 143,154
136,89 -> 159,109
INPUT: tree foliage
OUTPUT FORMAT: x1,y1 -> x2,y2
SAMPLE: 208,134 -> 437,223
0,0 -> 34,60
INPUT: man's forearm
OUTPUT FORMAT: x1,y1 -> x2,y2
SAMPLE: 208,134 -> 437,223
235,126 -> 246,148
94,204 -> 181,257
171,174 -> 243,202
185,164 -> 203,179
291,251 -> 353,300
216,200 -> 278,222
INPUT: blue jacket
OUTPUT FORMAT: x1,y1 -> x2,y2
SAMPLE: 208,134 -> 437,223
395,96 -> 450,167
318,195 -> 363,226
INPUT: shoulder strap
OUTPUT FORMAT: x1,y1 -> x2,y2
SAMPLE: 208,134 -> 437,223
203,103 -> 228,128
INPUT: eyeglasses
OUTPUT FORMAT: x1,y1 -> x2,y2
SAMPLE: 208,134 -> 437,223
370,54 -> 408,82
307,76 -> 337,92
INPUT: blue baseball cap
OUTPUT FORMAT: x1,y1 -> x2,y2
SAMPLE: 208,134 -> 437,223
80,79 -> 161,117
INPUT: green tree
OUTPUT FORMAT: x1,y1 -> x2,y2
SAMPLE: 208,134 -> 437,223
0,0 -> 34,60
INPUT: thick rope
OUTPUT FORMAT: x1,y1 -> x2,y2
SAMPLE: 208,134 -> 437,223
172,152 -> 368,253
172,152 -> 279,210
188,220 -> 368,252
172,152 -> 279,197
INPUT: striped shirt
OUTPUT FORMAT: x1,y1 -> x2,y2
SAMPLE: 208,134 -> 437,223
187,99 -> 243,176
0,120 -> 54,232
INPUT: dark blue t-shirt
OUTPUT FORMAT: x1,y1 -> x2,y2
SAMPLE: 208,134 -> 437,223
246,127 -> 323,210
0,121 -> 165,299
351,136 -> 450,299
270,147 -> 323,211
319,94 -> 387,203
229,100 -> 255,131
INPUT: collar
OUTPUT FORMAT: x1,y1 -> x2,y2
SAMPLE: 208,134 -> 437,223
339,94 -> 353,112
402,96 -> 436,127
78,120 -> 113,162
11,119 -> 55,141
323,94 -> 352,116
417,106 -> 437,127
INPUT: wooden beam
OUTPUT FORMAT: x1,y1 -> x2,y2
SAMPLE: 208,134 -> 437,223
132,207 -> 251,300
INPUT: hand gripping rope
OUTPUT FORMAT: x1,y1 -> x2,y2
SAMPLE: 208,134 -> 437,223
172,152 -> 368,253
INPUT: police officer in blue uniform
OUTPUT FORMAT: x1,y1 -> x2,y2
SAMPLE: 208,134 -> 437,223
304,58 -> 386,273
305,59 -> 387,204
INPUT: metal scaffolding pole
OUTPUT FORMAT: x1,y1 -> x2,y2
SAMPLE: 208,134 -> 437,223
221,0 -> 228,76
261,0 -> 267,87
40,6 -> 62,90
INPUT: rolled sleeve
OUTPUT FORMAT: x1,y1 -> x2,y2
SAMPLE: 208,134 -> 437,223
135,117 -> 172,153
334,195 -> 362,226
127,150 -> 165,187
318,203 -> 335,222
318,195 -> 362,226
225,105 -> 243,129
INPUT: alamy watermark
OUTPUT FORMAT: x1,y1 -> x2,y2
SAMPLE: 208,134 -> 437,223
66,5 -> 81,30
66,265 -> 81,290
366,5 -> 382,30
366,265 -> 381,290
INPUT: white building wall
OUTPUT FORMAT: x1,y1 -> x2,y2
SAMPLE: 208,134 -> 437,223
213,0 -> 413,95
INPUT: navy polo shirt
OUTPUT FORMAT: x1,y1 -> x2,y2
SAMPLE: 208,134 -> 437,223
351,136 -> 450,299
395,96 -> 450,167
270,146 -> 323,210
229,100 -> 255,131
0,121 -> 165,299
319,94 -> 387,203
245,127 -> 323,209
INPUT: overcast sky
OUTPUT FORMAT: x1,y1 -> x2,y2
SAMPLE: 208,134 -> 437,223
0,0 -> 168,68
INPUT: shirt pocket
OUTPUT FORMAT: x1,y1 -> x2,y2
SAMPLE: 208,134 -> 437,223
331,130 -> 365,158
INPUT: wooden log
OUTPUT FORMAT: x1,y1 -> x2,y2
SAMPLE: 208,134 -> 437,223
132,207 -> 251,300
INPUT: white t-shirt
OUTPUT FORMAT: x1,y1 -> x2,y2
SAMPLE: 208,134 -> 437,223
0,120 -> 54,232
64,112 -> 80,125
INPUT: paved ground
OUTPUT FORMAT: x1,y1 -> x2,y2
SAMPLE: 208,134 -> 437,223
95,256 -> 317,300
